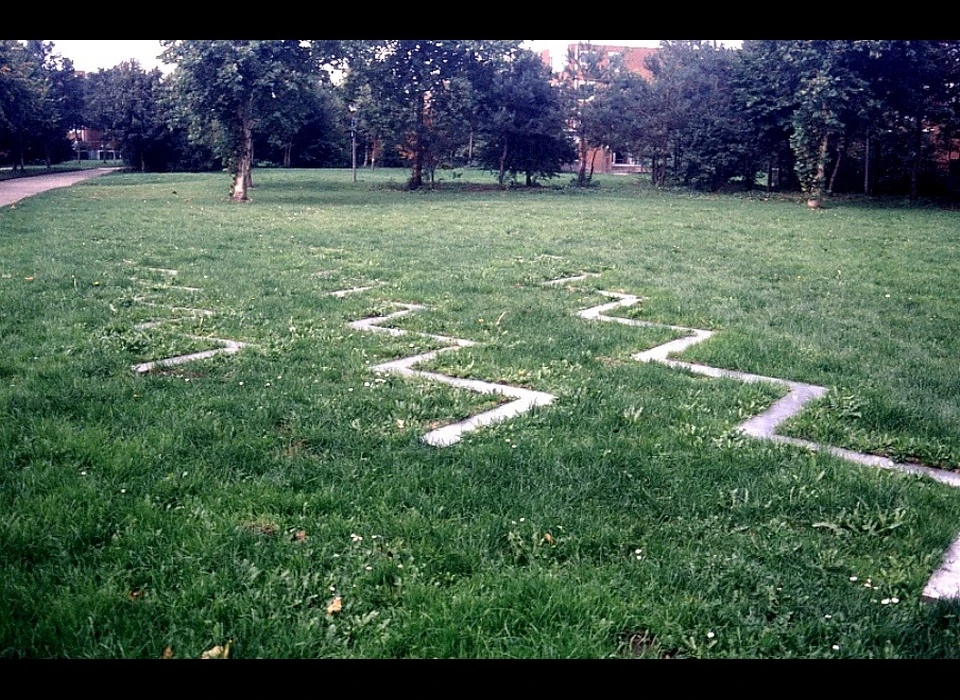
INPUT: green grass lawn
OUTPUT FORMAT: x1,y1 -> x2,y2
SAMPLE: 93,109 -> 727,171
2,167 -> 960,658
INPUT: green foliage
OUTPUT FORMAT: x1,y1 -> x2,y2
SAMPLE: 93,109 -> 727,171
85,61 -> 176,172
474,50 -> 574,187
160,40 -> 324,199
0,41 -> 82,169
343,40 -> 524,190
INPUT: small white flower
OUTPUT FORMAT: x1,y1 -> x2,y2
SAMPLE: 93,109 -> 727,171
832,644 -> 840,651
706,631 -> 715,639
849,576 -> 858,582
80,471 -> 87,476
881,598 -> 891,605
239,381 -> 244,386
824,614 -> 832,620
519,517 -> 525,523
120,488 -> 126,493
365,566 -> 372,571
892,597 -> 900,604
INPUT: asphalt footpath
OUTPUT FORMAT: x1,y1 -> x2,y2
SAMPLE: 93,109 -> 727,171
0,167 -> 120,208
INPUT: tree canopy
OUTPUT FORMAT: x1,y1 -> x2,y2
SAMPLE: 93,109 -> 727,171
7,39 -> 960,201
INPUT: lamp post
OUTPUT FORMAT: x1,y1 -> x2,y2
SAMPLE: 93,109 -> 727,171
348,103 -> 358,183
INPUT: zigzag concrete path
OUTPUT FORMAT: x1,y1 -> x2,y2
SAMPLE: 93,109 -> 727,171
348,278 -> 960,601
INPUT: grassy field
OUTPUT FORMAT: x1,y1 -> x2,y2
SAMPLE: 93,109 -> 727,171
2,167 -> 960,658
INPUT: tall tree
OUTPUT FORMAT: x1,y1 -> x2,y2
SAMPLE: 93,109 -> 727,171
0,40 -> 40,170
85,61 -> 172,172
474,49 -> 573,187
344,40 -> 521,189
161,40 -> 322,201
0,41 -> 82,169
559,43 -> 611,186
636,41 -> 752,191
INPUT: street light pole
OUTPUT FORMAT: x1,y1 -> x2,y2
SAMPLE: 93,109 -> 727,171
349,104 -> 358,183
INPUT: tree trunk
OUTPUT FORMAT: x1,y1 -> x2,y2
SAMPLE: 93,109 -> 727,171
827,138 -> 844,194
283,143 -> 292,168
577,139 -> 589,186
863,132 -> 871,195
497,140 -> 508,188
909,116 -> 922,200
813,131 -> 829,199
409,95 -> 427,190
410,146 -> 423,189
246,140 -> 254,189
231,104 -> 254,202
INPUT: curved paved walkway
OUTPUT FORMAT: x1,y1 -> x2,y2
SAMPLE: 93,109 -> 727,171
0,168 -> 120,207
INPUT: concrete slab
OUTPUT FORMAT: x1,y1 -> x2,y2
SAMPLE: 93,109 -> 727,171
128,267 -> 249,374
349,301 -> 555,446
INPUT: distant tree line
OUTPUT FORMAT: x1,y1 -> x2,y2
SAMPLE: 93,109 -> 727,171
3,40 -> 960,201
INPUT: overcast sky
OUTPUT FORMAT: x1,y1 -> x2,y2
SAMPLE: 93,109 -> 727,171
46,40 -> 742,75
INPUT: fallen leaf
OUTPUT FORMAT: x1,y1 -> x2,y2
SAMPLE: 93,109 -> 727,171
293,529 -> 307,542
201,640 -> 232,659
162,646 -> 174,659
326,597 -> 343,615
543,532 -> 555,545
128,589 -> 144,601
24,276 -> 34,281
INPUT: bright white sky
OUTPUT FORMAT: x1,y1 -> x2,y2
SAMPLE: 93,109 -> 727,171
46,40 -> 742,75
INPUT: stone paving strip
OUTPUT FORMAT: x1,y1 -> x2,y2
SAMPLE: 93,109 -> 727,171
328,285 -> 377,298
347,301 -> 554,447
128,268 -> 250,375
131,337 -> 248,375
569,284 -> 960,602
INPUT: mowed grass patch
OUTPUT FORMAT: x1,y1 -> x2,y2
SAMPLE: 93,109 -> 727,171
1,168 -> 960,658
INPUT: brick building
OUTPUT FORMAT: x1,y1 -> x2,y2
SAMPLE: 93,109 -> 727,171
545,43 -> 658,175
